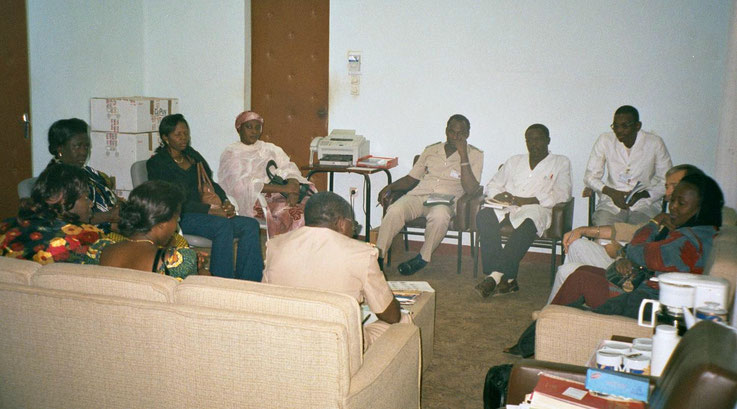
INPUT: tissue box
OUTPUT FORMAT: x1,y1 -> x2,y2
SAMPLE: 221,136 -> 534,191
585,368 -> 649,402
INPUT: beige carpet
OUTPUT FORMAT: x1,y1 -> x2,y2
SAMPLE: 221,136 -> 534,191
383,247 -> 554,409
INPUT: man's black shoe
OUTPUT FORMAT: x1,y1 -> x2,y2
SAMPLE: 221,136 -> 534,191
397,254 -> 427,276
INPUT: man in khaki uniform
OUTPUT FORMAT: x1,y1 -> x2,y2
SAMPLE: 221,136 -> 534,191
375,114 -> 484,275
263,191 -> 407,350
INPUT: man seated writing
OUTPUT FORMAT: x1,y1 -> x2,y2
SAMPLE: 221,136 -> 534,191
474,124 -> 572,297
375,114 -> 484,275
263,191 -> 408,350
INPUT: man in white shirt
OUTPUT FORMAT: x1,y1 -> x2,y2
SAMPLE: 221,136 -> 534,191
584,105 -> 672,226
474,124 -> 572,297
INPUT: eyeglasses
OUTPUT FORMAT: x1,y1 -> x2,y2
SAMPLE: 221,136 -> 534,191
352,221 -> 363,237
610,121 -> 636,130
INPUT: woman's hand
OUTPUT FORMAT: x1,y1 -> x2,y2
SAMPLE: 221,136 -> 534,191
208,204 -> 230,218
222,200 -> 236,218
615,258 -> 633,276
196,251 -> 212,275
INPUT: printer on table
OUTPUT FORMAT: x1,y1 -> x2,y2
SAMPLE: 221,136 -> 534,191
310,129 -> 369,166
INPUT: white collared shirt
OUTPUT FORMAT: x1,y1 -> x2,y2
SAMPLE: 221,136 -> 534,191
584,130 -> 672,217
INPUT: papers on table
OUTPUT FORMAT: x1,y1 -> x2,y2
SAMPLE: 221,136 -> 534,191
388,281 -> 435,292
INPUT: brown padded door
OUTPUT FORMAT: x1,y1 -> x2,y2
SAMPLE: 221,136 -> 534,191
251,0 -> 329,190
0,0 -> 32,219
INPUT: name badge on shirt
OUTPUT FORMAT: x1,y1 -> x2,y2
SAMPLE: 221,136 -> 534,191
449,169 -> 461,179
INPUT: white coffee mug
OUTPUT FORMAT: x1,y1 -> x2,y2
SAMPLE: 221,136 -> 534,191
624,354 -> 650,375
596,350 -> 622,371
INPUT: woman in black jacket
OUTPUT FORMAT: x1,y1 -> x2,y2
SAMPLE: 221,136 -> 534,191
146,114 -> 262,281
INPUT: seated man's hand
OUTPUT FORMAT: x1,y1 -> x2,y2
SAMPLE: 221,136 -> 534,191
493,192 -> 514,205
603,186 -> 630,210
563,227 -> 585,253
604,241 -> 622,258
378,185 -> 393,208
627,189 -> 650,206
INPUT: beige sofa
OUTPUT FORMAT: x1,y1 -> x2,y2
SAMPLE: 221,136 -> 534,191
0,258 -> 421,409
535,225 -> 737,365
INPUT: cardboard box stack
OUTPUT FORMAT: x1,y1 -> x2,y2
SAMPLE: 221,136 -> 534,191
89,97 -> 178,196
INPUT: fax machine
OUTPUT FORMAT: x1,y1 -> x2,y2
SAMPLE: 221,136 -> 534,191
310,129 -> 370,166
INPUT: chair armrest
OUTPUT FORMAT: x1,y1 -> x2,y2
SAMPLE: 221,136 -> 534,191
346,323 -> 421,409
455,185 -> 484,230
545,198 -> 574,239
535,305 -> 653,365
506,359 -> 589,405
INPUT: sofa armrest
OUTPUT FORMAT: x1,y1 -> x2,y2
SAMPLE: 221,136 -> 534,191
506,359 -> 589,405
535,305 -> 653,365
346,323 -> 421,409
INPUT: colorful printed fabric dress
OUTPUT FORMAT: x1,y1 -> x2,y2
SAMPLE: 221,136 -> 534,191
0,216 -> 107,264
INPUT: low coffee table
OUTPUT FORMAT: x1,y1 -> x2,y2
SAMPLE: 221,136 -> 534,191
389,281 -> 436,372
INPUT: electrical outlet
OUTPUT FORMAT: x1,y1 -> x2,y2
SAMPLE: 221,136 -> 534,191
349,187 -> 358,197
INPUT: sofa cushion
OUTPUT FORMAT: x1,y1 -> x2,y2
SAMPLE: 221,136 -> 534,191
176,275 -> 364,376
0,282 -> 351,409
0,257 -> 40,285
33,263 -> 179,302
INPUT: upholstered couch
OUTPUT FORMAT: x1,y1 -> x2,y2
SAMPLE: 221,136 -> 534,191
535,225 -> 737,365
0,257 -> 421,409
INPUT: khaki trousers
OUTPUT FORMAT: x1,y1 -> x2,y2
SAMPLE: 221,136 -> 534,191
375,194 -> 453,262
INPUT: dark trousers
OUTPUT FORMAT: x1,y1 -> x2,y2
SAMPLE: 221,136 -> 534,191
476,207 -> 538,279
180,212 -> 263,282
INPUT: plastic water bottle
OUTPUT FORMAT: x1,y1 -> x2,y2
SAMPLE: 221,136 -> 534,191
651,325 -> 680,376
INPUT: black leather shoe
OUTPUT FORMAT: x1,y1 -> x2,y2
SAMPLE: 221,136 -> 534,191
474,277 -> 497,299
493,279 -> 519,297
398,255 -> 427,276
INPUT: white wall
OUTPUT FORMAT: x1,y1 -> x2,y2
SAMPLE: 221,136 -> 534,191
142,0 -> 248,172
27,0 -> 250,179
329,0 -> 733,236
27,0 -> 145,173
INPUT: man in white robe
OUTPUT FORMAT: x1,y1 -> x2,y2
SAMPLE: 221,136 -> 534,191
474,124 -> 572,297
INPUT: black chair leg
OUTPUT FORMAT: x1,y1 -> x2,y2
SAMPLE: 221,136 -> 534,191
473,234 -> 480,278
403,230 -> 409,251
549,240 -> 558,285
456,231 -> 462,274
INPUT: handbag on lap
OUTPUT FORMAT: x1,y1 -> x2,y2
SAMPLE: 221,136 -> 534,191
265,160 -> 314,202
605,260 -> 652,293
196,162 -> 222,207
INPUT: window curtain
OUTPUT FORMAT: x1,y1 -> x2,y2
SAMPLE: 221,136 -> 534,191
716,1 -> 737,208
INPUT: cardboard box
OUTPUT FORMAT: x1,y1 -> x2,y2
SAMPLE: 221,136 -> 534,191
90,97 -> 178,133
88,131 -> 157,191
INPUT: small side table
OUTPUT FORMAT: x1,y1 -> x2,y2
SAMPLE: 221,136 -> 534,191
301,165 -> 394,242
